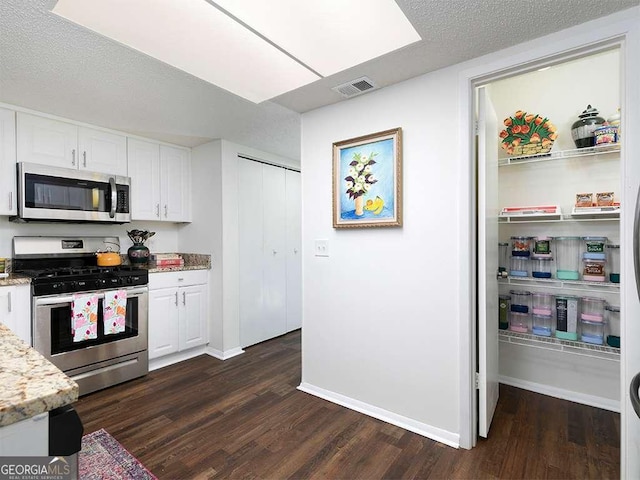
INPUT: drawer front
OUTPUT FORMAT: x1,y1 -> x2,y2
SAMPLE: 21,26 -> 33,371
149,269 -> 208,290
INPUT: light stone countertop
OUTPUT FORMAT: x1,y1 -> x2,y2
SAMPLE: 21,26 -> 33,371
0,274 -> 31,287
0,324 -> 78,427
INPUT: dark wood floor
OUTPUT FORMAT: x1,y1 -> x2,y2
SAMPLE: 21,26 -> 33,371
75,331 -> 620,479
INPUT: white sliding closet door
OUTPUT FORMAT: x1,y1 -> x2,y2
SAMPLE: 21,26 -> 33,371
285,170 -> 302,332
262,164 -> 287,341
238,158 -> 266,347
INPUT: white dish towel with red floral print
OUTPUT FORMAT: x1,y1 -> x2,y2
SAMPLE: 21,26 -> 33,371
103,289 -> 127,335
72,294 -> 98,342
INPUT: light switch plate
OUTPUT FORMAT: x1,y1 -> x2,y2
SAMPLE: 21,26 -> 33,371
314,239 -> 329,257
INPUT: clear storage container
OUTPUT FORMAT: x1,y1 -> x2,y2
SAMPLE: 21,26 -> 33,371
532,292 -> 553,316
510,290 -> 531,314
511,236 -> 532,257
581,320 -> 605,345
555,236 -> 581,280
555,295 -> 579,341
510,256 -> 530,277
499,295 -> 510,330
606,305 -> 620,348
582,258 -> 606,282
531,257 -> 553,278
498,242 -> 509,277
532,314 -> 552,337
581,297 -> 605,322
606,244 -> 620,283
509,311 -> 530,333
582,236 -> 607,261
532,236 -> 553,259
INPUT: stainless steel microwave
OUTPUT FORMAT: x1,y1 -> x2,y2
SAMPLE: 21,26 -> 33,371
15,162 -> 131,223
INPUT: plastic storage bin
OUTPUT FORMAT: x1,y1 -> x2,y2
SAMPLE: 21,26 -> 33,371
511,236 -> 532,257
532,257 -> 553,278
532,292 -> 553,316
532,314 -> 552,337
582,258 -> 606,282
499,295 -> 510,330
582,236 -> 607,260
581,296 -> 605,322
498,243 -> 509,277
606,244 -> 620,283
555,236 -> 581,280
510,256 -> 530,277
606,305 -> 620,348
532,236 -> 553,259
510,290 -> 531,313
509,311 -> 530,333
555,295 -> 579,341
581,320 -> 605,345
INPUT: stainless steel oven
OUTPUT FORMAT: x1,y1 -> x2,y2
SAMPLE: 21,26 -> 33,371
33,287 -> 148,395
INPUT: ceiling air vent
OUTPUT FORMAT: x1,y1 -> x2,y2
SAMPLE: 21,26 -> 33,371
332,76 -> 377,98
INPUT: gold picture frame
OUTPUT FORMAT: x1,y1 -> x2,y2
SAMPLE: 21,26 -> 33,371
332,127 -> 402,228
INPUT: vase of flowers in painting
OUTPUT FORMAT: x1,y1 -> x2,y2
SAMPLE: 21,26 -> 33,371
345,153 -> 378,216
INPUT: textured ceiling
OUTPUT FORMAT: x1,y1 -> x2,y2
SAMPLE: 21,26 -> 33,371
1,0 -> 638,162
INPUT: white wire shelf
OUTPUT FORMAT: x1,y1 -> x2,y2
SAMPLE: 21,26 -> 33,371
499,329 -> 620,362
498,276 -> 620,293
499,209 -> 619,223
498,143 -> 621,167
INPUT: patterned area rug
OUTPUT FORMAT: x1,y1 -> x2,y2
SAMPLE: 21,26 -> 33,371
80,429 -> 157,480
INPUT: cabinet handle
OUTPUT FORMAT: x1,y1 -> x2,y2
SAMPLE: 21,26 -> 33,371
156,204 -> 160,218
294,248 -> 298,254
273,249 -> 277,255
72,149 -> 76,166
182,291 -> 186,305
83,151 -> 87,167
177,278 -> 184,281
174,292 -> 178,306
7,292 -> 11,313
8,192 -> 12,211
164,205 -> 168,218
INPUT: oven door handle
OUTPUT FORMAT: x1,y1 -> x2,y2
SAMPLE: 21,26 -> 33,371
34,287 -> 148,306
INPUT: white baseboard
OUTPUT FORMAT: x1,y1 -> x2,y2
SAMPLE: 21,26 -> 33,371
499,375 -> 620,413
205,346 -> 245,360
297,382 -> 460,448
149,346 -> 207,371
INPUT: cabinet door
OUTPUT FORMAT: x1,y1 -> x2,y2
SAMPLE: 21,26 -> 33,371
262,164 -> 287,340
0,108 -> 17,215
285,170 -> 302,332
17,113 -> 77,169
148,288 -> 180,359
179,284 -> 208,351
78,127 -> 127,176
160,145 -> 189,222
238,158 -> 266,347
0,285 -> 31,345
128,138 -> 161,221
0,413 -> 48,456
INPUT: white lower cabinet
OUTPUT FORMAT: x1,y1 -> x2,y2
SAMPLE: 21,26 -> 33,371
148,270 -> 208,361
0,413 -> 48,456
0,284 -> 31,345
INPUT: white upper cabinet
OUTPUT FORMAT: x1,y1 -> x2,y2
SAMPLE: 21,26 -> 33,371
128,140 -> 191,222
128,138 -> 161,220
17,113 -> 127,176
0,108 -> 17,215
160,145 -> 190,222
77,127 -> 127,175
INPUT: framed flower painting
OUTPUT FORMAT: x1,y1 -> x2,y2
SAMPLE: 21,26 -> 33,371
332,127 -> 403,228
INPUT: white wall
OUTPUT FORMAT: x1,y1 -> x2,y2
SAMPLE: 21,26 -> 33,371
301,66 -> 462,443
0,219 -> 179,261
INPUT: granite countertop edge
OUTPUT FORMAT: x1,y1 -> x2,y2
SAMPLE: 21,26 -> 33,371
0,324 -> 79,427
0,274 -> 32,287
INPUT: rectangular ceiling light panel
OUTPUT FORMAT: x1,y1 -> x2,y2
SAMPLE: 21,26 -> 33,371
212,0 -> 421,77
52,0 -> 320,103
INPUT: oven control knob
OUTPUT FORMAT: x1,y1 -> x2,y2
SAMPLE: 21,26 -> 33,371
96,278 -> 107,288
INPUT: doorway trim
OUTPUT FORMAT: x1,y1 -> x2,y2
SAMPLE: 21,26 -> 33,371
457,10 -> 638,451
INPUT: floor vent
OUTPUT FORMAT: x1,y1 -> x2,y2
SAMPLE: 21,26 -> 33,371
332,76 -> 377,98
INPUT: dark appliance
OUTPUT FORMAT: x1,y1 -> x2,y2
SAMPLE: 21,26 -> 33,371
13,236 -> 148,395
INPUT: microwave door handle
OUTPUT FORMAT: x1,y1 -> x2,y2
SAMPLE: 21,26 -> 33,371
109,177 -> 117,218
634,184 -> 640,300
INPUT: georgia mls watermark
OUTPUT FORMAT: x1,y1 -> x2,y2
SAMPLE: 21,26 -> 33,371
0,456 -> 78,480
